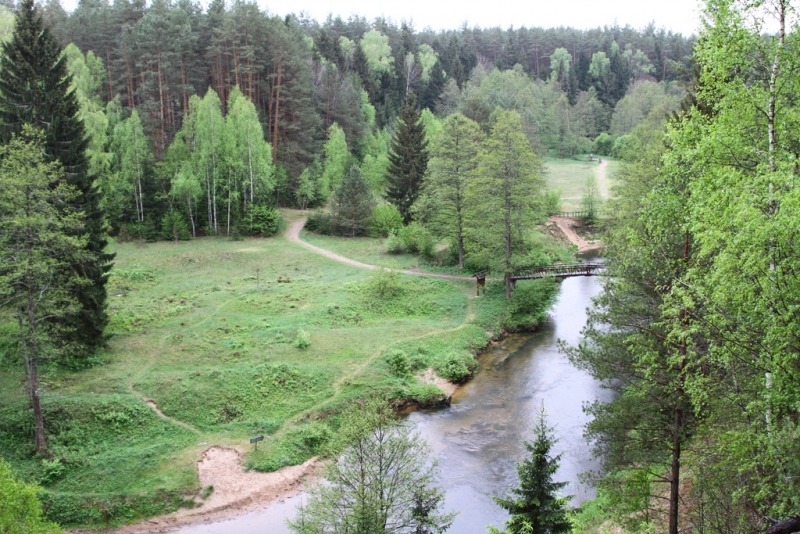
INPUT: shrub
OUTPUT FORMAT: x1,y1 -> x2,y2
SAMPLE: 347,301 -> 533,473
592,132 -> 615,156
503,279 -> 559,332
543,189 -> 562,216
304,210 -> 333,234
385,349 -> 411,377
398,223 -> 434,257
294,329 -> 311,349
436,351 -> 478,383
242,205 -> 281,236
369,204 -> 404,237
385,229 -> 404,254
365,268 -> 404,298
611,134 -> 629,158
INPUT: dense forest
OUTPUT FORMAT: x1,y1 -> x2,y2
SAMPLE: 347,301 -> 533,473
0,0 -> 693,240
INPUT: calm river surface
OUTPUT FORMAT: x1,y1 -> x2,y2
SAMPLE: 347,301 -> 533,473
177,268 -> 606,534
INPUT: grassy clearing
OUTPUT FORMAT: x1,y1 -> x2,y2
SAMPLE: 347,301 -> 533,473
0,205 -> 570,527
545,158 -> 617,211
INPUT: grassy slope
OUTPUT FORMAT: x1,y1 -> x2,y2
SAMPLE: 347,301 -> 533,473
0,219 -> 537,526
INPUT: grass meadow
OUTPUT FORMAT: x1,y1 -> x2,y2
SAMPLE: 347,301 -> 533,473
545,157 -> 619,211
0,210 -> 566,527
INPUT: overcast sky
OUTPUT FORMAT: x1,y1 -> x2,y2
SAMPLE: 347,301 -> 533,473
60,0 -> 704,36
255,0 -> 702,35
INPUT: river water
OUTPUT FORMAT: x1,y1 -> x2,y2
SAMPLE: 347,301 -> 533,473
177,268 -> 606,534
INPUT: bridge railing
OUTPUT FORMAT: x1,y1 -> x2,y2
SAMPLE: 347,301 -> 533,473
510,262 -> 605,280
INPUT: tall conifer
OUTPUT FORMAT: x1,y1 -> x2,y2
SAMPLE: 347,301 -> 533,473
0,0 -> 113,360
385,94 -> 428,223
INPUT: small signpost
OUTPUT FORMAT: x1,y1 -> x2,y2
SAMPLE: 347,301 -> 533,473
250,435 -> 264,450
472,271 -> 488,296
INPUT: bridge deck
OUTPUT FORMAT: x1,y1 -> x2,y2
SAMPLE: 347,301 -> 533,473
510,263 -> 604,282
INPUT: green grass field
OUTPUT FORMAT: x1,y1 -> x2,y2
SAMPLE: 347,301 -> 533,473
0,212 -> 565,527
545,158 -> 619,211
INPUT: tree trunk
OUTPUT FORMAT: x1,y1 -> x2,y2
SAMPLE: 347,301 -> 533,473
20,293 -> 47,454
272,61 -> 282,164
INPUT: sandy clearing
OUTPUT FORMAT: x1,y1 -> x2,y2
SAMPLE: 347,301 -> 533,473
421,367 -> 459,398
111,447 -> 322,533
549,216 -> 603,253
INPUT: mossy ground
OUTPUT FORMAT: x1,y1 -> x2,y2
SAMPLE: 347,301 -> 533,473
0,211 -> 565,527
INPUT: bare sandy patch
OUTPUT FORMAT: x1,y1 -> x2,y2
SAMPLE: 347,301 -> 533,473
549,216 -> 602,253
421,367 -> 458,398
110,446 -> 322,533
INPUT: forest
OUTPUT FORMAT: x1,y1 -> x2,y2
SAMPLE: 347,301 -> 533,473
0,0 -> 693,240
2,0 -> 799,532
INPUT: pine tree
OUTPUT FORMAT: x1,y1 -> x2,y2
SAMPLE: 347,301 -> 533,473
385,94 -> 428,223
0,0 -> 112,360
491,407 -> 572,534
332,165 -> 374,237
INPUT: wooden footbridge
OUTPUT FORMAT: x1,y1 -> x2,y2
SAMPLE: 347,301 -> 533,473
472,262 -> 604,294
510,262 -> 604,284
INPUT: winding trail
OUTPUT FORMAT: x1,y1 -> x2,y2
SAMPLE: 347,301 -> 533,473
286,219 -> 474,281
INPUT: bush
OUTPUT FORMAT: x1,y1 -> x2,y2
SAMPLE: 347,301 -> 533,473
611,134 -> 629,158
398,223 -> 434,257
294,329 -> 311,349
385,229 -> 404,254
436,351 -> 478,383
592,132 -> 615,156
304,210 -> 334,234
385,349 -> 411,377
369,204 -> 404,237
365,268 -> 404,298
503,279 -> 559,332
543,189 -> 562,216
242,205 -> 282,237
161,211 -> 191,242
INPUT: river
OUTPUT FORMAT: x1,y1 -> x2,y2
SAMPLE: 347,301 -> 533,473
176,267 -> 606,534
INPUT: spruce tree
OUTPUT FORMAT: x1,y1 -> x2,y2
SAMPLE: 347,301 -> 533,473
491,407 -> 572,534
332,165 -> 375,237
0,0 -> 113,360
385,94 -> 428,223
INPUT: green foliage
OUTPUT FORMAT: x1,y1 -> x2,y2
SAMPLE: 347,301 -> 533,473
364,268 -> 404,299
288,399 -> 454,533
385,349 -> 412,377
241,205 -> 282,237
332,166 -> 376,237
435,351 -> 478,383
385,96 -> 429,223
414,113 -> 482,269
0,457 -> 64,533
397,223 -> 435,257
294,329 -> 311,349
465,110 -> 545,297
543,190 -> 562,216
368,204 -> 404,237
592,133 -> 614,156
0,0 -> 112,359
160,211 -> 191,242
320,123 -> 350,199
492,407 -> 571,534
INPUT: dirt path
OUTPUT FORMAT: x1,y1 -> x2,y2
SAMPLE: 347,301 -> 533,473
285,219 -> 474,281
594,158 -> 611,199
550,216 -> 602,253
111,448 -> 322,534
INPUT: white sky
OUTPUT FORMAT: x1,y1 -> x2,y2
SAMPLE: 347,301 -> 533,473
59,0 -> 704,36
260,0 -> 703,35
